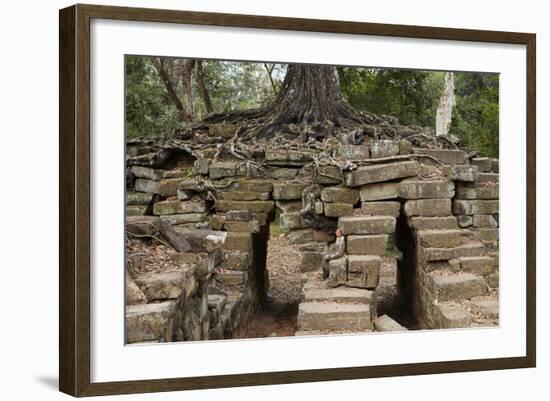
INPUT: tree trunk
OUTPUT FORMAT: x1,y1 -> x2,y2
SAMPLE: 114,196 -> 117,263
195,60 -> 213,114
180,60 -> 196,121
436,72 -> 456,136
152,58 -> 185,118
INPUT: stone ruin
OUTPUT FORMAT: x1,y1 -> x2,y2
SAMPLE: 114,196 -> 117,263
124,125 -> 499,344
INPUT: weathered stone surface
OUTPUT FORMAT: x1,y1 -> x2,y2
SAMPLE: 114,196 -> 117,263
224,179 -> 274,193
209,161 -> 240,179
359,182 -> 399,201
170,252 -> 206,265
303,288 -> 374,304
347,255 -> 381,289
448,165 -> 479,182
374,314 -> 407,331
473,214 -> 498,227
314,165 -> 342,184
275,200 -> 302,213
328,257 -> 347,287
324,203 -> 355,217
127,191 -> 154,205
434,302 -> 471,328
131,166 -> 166,180
456,182 -> 499,200
280,212 -> 310,229
208,214 -> 225,230
215,200 -> 274,213
265,150 -> 314,166
222,232 -> 252,251
477,173 -> 499,183
126,301 -> 175,343
164,169 -> 193,179
408,216 -> 457,230
225,210 -> 251,221
219,191 -> 271,201
404,199 -> 451,217
126,215 -> 161,236
370,140 -> 400,158
297,302 -> 372,331
457,215 -> 473,228
209,123 -> 237,138
413,148 -> 466,165
216,271 -> 247,289
399,139 -> 413,155
346,234 -> 388,255
272,182 -> 308,200
126,270 -> 147,305
429,272 -> 488,302
223,220 -> 260,233
359,201 -> 400,217
135,269 -> 196,301
300,251 -> 324,272
459,256 -> 493,275
153,200 -> 207,215
399,180 -> 454,199
135,178 -> 160,194
288,228 -> 334,244
470,296 -> 499,319
486,272 -> 499,288
269,167 -> 300,179
159,178 -> 186,197
424,242 -> 486,261
491,159 -> 499,173
472,157 -> 493,172
315,201 -> 324,215
127,205 -> 149,216
193,158 -> 210,175
337,145 -> 370,160
418,229 -> 463,248
425,259 -> 461,273
208,294 -> 227,327
453,200 -> 499,215
298,242 -> 328,252
321,186 -> 359,203
159,213 -> 207,225
345,161 -> 420,186
339,216 -> 396,235
472,228 -> 499,242
222,250 -> 251,271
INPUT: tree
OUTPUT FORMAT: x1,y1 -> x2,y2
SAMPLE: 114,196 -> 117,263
436,72 -> 456,137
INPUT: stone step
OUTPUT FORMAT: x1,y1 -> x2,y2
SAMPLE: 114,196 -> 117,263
408,216 -> 458,230
303,287 -> 374,305
429,272 -> 488,302
297,302 -> 373,331
126,301 -> 176,343
417,229 -> 463,248
374,314 -> 407,332
338,215 -> 396,235
424,241 -> 486,261
433,302 -> 472,329
470,295 -> 499,320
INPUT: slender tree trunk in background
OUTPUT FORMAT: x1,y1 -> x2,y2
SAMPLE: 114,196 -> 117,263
436,72 -> 456,137
152,58 -> 186,118
180,60 -> 196,121
264,63 -> 277,94
195,60 -> 213,114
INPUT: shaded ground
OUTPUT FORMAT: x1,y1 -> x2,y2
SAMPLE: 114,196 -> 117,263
240,233 -> 301,338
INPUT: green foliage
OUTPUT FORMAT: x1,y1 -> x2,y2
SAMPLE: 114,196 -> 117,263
450,73 -> 499,157
125,56 -> 181,138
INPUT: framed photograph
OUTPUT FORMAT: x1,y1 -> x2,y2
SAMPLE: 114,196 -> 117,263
59,4 -> 536,397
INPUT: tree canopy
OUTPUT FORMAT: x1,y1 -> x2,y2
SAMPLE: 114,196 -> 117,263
125,56 -> 499,157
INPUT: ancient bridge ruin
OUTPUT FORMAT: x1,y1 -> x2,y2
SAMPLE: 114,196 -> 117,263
125,128 -> 499,343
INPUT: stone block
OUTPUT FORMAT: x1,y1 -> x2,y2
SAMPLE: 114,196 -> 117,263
359,201 -> 400,217
477,173 -> 499,183
303,288 -> 374,304
346,234 -> 388,255
491,159 -> 499,173
448,165 -> 479,182
324,203 -> 355,217
297,302 -> 372,331
472,157 -> 493,172
159,213 -> 206,225
127,205 -> 149,216
272,182 -> 309,200
223,232 -> 252,251
413,148 -> 466,165
417,229 -> 463,248
131,166 -> 166,180
459,256 -> 493,275
374,314 -> 407,331
134,178 -> 160,194
403,199 -> 451,217
222,250 -> 251,271
215,200 -> 274,213
359,182 -> 399,201
370,140 -> 400,158
265,150 -> 314,166
337,144 -> 370,160
126,216 -> 161,236
280,212 -> 310,229
339,216 -> 396,235
275,200 -> 302,213
126,270 -> 147,305
453,200 -> 499,215
470,296 -> 499,319
456,182 -> 499,200
159,178 -> 186,197
345,161 -> 420,186
408,216 -> 457,230
127,191 -> 154,205
170,252 -> 206,265
135,269 -> 197,301
472,228 -> 499,242
193,158 -> 210,175
473,214 -> 498,227
399,139 -> 413,154
424,242 -> 486,261
269,167 -> 300,179
209,161 -> 238,179
347,255 -> 381,289
321,186 -> 359,203
328,257 -> 347,287
300,251 -> 324,272
457,215 -> 473,228
219,191 -> 271,201
434,302 -> 472,329
288,228 -> 334,244
486,272 -> 499,288
399,179 -> 454,199
224,179 -> 273,193
153,200 -> 207,215
163,169 -> 192,179
315,201 -> 324,215
126,301 -> 176,343
314,165 -> 342,184
223,220 -> 260,233
216,271 -> 247,289
429,272 -> 488,302
225,210 -> 251,221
